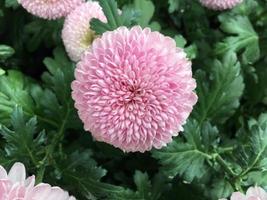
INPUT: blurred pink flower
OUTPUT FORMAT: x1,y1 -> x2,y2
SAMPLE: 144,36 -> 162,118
0,162 -> 76,200
18,0 -> 85,20
220,186 -> 267,200
72,26 -> 198,152
199,0 -> 243,10
62,1 -> 106,62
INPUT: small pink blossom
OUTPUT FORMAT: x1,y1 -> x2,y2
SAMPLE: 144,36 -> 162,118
62,1 -> 106,62
199,0 -> 243,10
220,186 -> 267,200
72,26 -> 198,152
18,0 -> 85,20
0,162 -> 76,200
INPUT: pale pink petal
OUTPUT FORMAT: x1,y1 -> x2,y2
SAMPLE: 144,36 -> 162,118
0,163 -> 76,199
199,0 -> 243,10
18,0 -> 85,20
31,184 -> 52,199
231,192 -> 246,200
0,166 -> 8,179
246,187 -> 267,199
62,1 -> 107,62
24,175 -> 35,188
8,162 -> 26,183
223,186 -> 267,200
46,187 -> 69,200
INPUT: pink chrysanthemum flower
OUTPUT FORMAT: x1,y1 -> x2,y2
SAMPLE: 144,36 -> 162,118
199,0 -> 243,10
220,186 -> 267,200
0,162 -> 76,200
62,1 -> 106,62
72,26 -> 198,152
18,0 -> 85,20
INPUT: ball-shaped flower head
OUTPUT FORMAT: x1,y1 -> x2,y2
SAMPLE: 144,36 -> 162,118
0,162 -> 76,199
17,0 -> 85,20
199,0 -> 243,10
220,186 -> 267,200
62,1 -> 106,62
72,26 -> 198,153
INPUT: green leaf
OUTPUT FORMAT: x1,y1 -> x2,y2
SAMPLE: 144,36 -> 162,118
59,150 -> 142,200
235,113 -> 267,178
0,48 -> 78,129
148,21 -> 161,31
209,179 -> 233,199
215,16 -> 259,64
152,120 -> 218,182
133,171 -> 166,200
0,45 -> 15,60
32,48 -> 80,130
168,0 -> 186,13
90,0 -> 123,34
5,0 -> 18,8
0,68 -> 5,76
245,62 -> 267,105
133,0 -> 154,27
24,20 -> 63,52
174,35 -> 187,48
194,52 -> 244,124
0,107 -> 46,166
134,171 -> 152,199
174,35 -> 198,59
0,70 -> 35,125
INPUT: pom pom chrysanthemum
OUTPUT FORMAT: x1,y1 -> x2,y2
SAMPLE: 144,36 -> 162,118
0,162 -> 76,199
62,1 -> 106,62
18,0 -> 85,20
72,26 -> 198,152
220,186 -> 267,200
199,0 -> 243,10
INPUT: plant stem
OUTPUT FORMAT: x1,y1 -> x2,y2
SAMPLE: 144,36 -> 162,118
213,154 -> 244,192
215,154 -> 237,177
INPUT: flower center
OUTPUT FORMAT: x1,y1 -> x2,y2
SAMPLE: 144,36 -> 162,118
116,79 -> 149,107
81,29 -> 95,47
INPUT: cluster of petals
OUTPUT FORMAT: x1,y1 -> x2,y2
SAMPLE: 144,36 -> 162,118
0,162 -> 75,200
18,0 -> 85,20
220,186 -> 267,200
199,0 -> 243,10
72,26 -> 198,152
62,1 -> 106,62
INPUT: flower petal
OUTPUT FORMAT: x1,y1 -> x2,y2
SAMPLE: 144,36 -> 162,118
0,166 -> 8,179
8,162 -> 26,183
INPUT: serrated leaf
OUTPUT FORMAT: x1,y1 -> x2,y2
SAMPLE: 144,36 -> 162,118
235,113 -> 267,177
24,20 -> 63,52
59,150 -> 142,200
209,179 -> 233,199
152,120 -> 218,182
0,70 -> 35,125
215,16 -> 259,64
194,52 -> 244,124
0,107 -> 46,165
33,48 -> 80,130
134,171 -> 152,199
